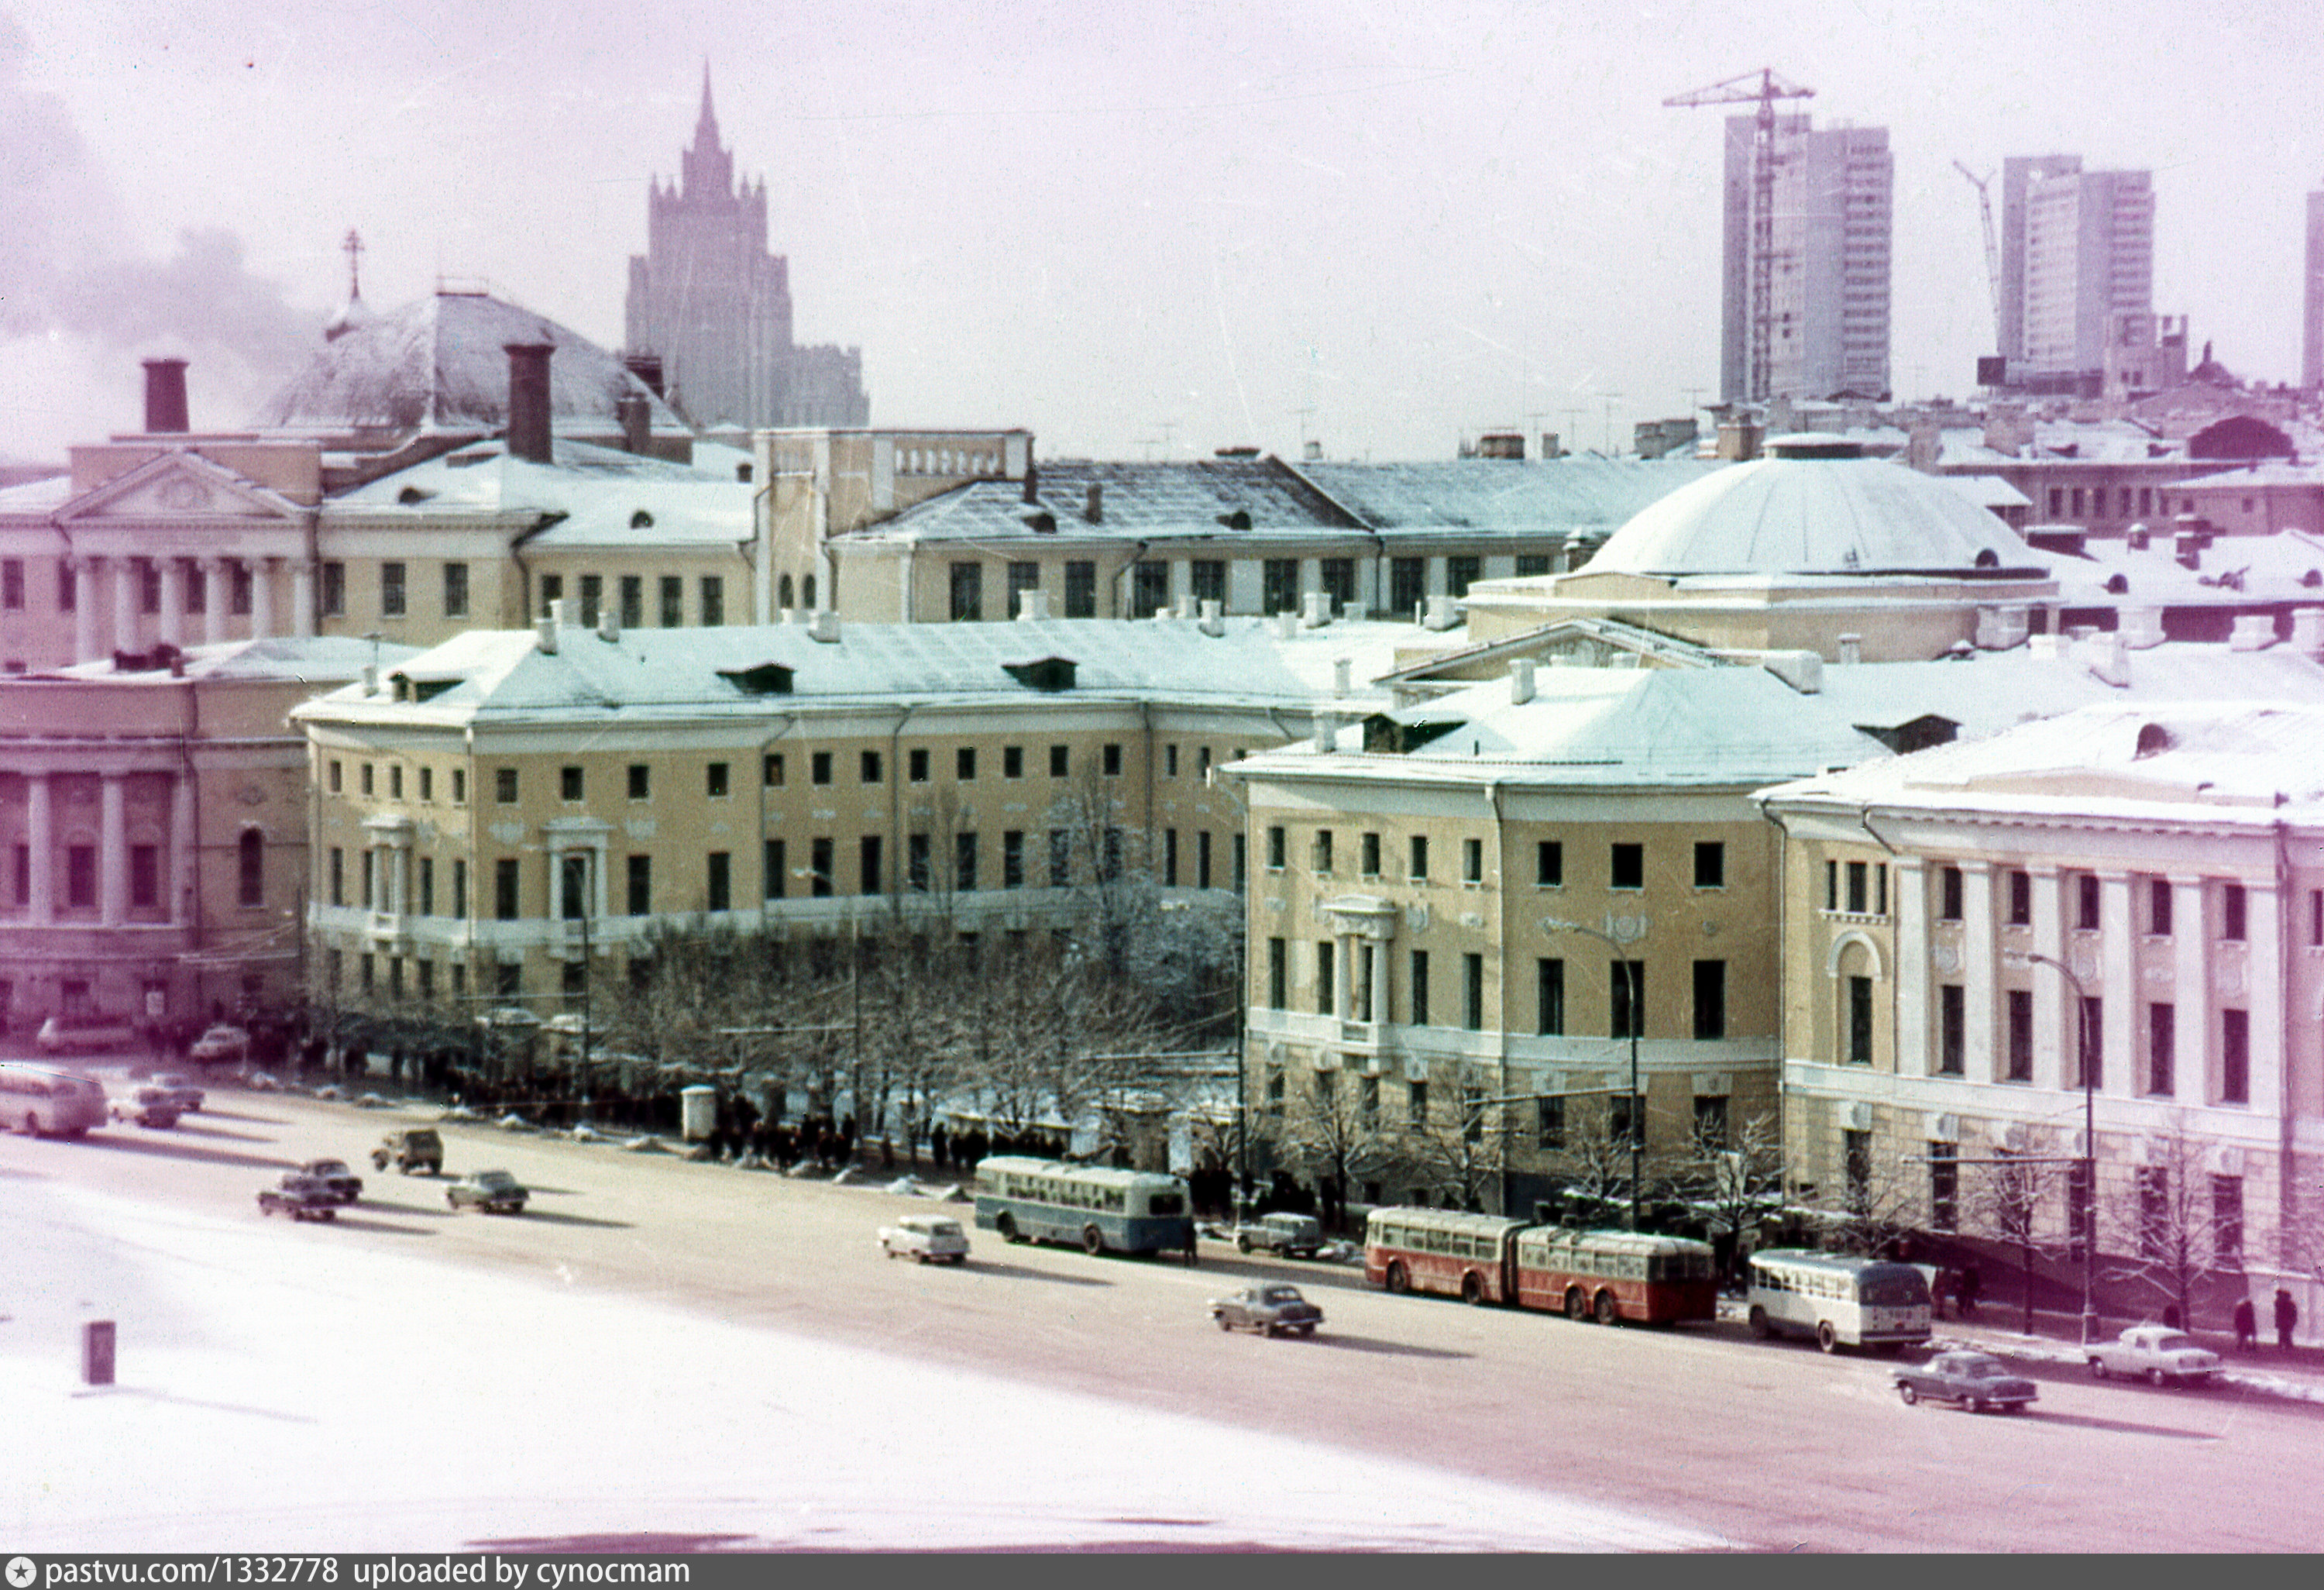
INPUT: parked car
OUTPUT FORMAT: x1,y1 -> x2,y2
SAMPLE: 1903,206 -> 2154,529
2086,1324 -> 2223,1387
371,1127 -> 443,1175
1208,1283 -> 1324,1337
36,1014 -> 136,1055
1235,1212 -> 1325,1258
1893,1351 -> 2039,1413
297,1158 -> 364,1203
878,1213 -> 971,1264
147,1072 -> 205,1112
445,1169 -> 528,1214
109,1086 -> 184,1130
187,1024 -> 250,1065
257,1172 -> 342,1222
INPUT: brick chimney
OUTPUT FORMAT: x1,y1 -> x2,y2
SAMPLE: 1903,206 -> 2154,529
143,359 -> 189,434
504,343 -> 555,465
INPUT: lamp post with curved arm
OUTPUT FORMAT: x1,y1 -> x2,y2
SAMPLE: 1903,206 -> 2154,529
1545,918 -> 1644,1230
2009,948 -> 2099,1345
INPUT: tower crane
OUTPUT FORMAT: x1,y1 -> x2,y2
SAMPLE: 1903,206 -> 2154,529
1666,67 -> 1815,405
1954,161 -> 2005,362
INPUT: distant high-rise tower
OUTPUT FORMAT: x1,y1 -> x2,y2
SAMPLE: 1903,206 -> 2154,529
2000,156 -> 2153,382
1721,115 -> 1892,404
2304,188 -> 2324,392
625,69 -> 869,432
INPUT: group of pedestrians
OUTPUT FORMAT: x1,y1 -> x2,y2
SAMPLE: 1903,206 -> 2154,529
2232,1289 -> 2300,1354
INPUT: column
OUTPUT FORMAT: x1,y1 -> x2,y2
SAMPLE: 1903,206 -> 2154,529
251,558 -> 277,640
202,558 -> 229,645
1892,859 -> 1929,1076
1334,934 -> 1353,1021
2247,883 -> 2284,1114
73,556 -> 101,662
26,773 -> 54,924
170,774 -> 195,924
158,559 -> 187,646
2032,866 -> 2068,1088
112,559 -> 139,654
2171,877 -> 2209,1101
1960,862 -> 1996,1082
291,562 -> 316,637
99,773 -> 128,928
2099,872 -> 2136,1096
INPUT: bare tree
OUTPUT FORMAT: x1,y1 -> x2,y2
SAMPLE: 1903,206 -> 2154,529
1965,1141 -> 2069,1332
1395,1068 -> 1511,1214
2106,1118 -> 2236,1332
1668,1110 -> 1785,1281
1277,1065 -> 1394,1232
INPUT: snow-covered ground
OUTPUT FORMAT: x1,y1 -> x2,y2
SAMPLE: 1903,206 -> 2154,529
3,1177 -> 1729,1552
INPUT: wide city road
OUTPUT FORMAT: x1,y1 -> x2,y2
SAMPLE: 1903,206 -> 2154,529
8,1067 -> 2321,1552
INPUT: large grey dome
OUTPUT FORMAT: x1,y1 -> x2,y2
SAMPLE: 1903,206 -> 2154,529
1581,437 -> 2033,577
251,289 -> 684,435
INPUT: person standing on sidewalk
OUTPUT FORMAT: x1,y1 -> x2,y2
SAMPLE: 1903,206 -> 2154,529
2276,1288 -> 2298,1352
2235,1296 -> 2258,1353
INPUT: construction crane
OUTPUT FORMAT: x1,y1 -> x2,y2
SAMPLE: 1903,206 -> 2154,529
1954,160 -> 2005,361
1665,67 -> 1815,405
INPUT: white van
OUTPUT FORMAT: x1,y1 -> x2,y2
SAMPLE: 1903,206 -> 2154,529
36,1014 -> 137,1055
878,1213 -> 971,1265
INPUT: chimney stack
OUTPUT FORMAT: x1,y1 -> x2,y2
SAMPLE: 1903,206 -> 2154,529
1509,657 -> 1535,704
1017,588 -> 1050,621
504,342 -> 555,465
1837,633 -> 1862,666
535,597 -> 568,654
618,394 -> 651,456
143,359 -> 189,434
1085,484 -> 1103,523
1198,598 -> 1225,638
1301,591 -> 1331,628
1334,657 -> 1352,697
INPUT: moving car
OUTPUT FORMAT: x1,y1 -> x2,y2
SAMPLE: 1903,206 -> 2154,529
879,1213 -> 971,1264
2086,1325 -> 2222,1387
1208,1283 -> 1324,1337
446,1169 -> 528,1214
257,1172 -> 342,1221
297,1158 -> 364,1203
147,1072 -> 205,1112
36,1014 -> 136,1055
187,1024 -> 250,1065
372,1128 -> 444,1175
1235,1212 -> 1324,1258
109,1086 -> 184,1129
1893,1351 -> 2039,1413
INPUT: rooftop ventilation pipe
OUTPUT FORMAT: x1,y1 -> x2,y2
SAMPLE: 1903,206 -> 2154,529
1301,591 -> 1331,628
1312,710 -> 1338,752
1509,657 -> 1535,704
1017,588 -> 1050,621
808,610 -> 842,644
1275,610 -> 1298,640
2229,614 -> 2278,652
1837,634 -> 1862,666
1198,598 -> 1225,638
2290,607 -> 2324,659
599,604 -> 621,643
143,359 -> 190,434
1422,594 -> 1458,632
1334,657 -> 1352,697
535,597 -> 568,653
504,342 -> 555,465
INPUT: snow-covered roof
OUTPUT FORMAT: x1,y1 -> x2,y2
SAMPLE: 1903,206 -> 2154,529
861,456 -> 1358,542
1580,441 -> 2035,578
2038,530 -> 2324,606
330,436 -> 752,545
1288,456 -> 1725,531
43,633 -> 416,683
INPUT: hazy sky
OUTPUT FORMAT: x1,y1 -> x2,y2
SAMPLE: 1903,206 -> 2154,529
4,0 -> 2319,466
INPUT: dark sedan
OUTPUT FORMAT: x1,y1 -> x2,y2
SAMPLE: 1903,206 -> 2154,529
1208,1283 -> 1323,1338
1894,1351 -> 2038,1413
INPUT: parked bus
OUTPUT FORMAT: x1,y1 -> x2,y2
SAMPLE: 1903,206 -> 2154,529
0,1062 -> 108,1137
1513,1227 -> 1721,1326
1363,1208 -> 1531,1305
1745,1248 -> 1932,1353
971,1156 -> 1195,1260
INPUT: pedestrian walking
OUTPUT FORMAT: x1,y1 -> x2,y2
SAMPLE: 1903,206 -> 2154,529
2276,1288 -> 2298,1351
1957,1264 -> 1982,1318
2234,1296 -> 2257,1353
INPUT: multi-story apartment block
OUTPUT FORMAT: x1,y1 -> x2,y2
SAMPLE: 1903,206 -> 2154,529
290,606 -> 1404,1013
2305,189 -> 2324,394
2004,157 -> 2155,387
1723,115 -> 1893,404
1757,700 -> 2324,1318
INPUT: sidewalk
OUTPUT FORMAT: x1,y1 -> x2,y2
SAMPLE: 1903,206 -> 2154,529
1928,1299 -> 2324,1407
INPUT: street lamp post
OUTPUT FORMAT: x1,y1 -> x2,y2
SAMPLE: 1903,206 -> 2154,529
2013,949 -> 2100,1344
1545,919 -> 1644,1230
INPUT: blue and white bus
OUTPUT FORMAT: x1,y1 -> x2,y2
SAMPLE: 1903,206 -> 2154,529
1746,1248 -> 1932,1353
972,1156 -> 1196,1261
0,1062 -> 108,1137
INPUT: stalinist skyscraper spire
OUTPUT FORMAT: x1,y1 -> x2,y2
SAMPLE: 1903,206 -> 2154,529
624,65 -> 868,431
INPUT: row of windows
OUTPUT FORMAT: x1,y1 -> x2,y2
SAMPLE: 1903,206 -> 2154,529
1268,1072 -> 1713,1153
940,555 -> 1504,622
6,831 -> 270,910
1261,941 -> 1728,1041
533,573 -> 722,630
1837,862 -> 2314,948
1268,833 -> 1727,890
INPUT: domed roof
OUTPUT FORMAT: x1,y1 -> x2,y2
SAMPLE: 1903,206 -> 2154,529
1579,437 -> 2033,578
252,289 -> 684,435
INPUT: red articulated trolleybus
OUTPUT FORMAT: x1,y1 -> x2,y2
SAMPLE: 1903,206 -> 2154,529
1364,1206 -> 1718,1327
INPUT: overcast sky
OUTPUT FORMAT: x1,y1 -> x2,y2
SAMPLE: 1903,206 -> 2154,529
4,0 -> 2319,467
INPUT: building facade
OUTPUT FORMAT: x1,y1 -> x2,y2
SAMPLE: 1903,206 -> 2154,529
1723,115 -> 1893,404
2305,188 -> 2324,394
2005,157 -> 2155,386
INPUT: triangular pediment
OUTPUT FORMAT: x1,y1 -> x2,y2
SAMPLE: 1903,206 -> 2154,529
60,452 -> 308,527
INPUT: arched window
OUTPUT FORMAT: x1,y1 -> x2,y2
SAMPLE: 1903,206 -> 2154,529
778,574 -> 796,611
802,574 -> 817,609
238,828 -> 264,907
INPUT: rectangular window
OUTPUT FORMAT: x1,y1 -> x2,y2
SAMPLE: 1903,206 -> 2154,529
763,839 -> 786,900
1446,555 -> 1480,598
1049,745 -> 1068,778
1536,1095 -> 1566,1150
328,848 -> 345,907
2006,988 -> 2033,1082
1937,983 -> 1963,1073
660,576 -> 683,628
60,845 -> 93,908
1409,1079 -> 1428,1127
390,766 -> 404,800
2007,869 -> 2031,925
619,574 -> 642,628
1463,952 -> 1484,1031
1102,743 -> 1122,777
811,838 -> 834,897
1611,842 -> 1644,890
1845,860 -> 1868,914
1006,561 -> 1040,619
382,562 -> 406,618
1537,958 -> 1565,1036
2221,1008 -> 2249,1104
539,573 -> 562,612
957,747 -> 976,781
1610,961 -> 1644,1039
700,576 -> 724,626
1003,745 -> 1023,780
1190,559 -> 1225,605
1162,828 -> 1177,887
2075,872 -> 2101,931
959,832 -> 985,900
1267,938 -> 1287,1009
1930,1144 -> 1958,1232
2222,883 -> 2247,941
627,764 -> 649,800
1198,830 -> 1213,890
707,762 -> 731,798
1693,959 -> 1727,1041
1003,831 -> 1024,890
2147,1001 -> 2175,1095
860,750 -> 883,785
1049,830 -> 1070,887
452,859 -> 466,920
1693,841 -> 1725,889
57,561 -> 75,612
949,561 -> 984,621
2139,1166 -> 2169,1260
1939,865 -> 1964,921
0,559 -> 20,610
811,752 -> 832,786
1064,560 -> 1096,618
1409,835 -> 1428,881
907,833 -> 931,892
1362,832 -> 1382,877
452,768 -> 466,804
1694,1094 -> 1729,1149
495,768 -> 518,804
627,854 -> 651,915
321,561 -> 346,616
1390,556 -> 1425,618
1262,558 -> 1299,614
1844,1130 -> 1872,1210
2149,876 -> 2174,935
1133,559 -> 1170,616
1315,942 -> 1336,1016
1234,832 -> 1246,893
561,766 -> 584,802
139,560 -> 160,613
859,836 -> 882,896
442,562 -> 469,619
361,763 -> 375,797
495,858 -> 521,921
1267,825 -> 1286,870
2213,1175 -> 2244,1261
418,856 -> 434,917
328,760 -> 342,794
1311,829 -> 1334,874
1463,838 -> 1483,884
418,768 -> 432,803
706,852 -> 731,913
2078,996 -> 2104,1089
1409,950 -> 1430,1026
578,573 -> 601,627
